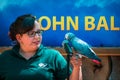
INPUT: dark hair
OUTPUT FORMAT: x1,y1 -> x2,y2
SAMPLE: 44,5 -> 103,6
9,14 -> 36,41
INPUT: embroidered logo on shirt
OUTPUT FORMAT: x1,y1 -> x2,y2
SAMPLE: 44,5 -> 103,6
38,63 -> 48,68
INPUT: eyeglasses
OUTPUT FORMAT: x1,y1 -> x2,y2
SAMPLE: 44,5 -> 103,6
27,30 -> 43,37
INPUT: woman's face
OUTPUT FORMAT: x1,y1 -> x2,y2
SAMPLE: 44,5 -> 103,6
16,20 -> 42,51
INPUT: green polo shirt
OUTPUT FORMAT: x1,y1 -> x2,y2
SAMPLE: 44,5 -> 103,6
0,45 -> 71,80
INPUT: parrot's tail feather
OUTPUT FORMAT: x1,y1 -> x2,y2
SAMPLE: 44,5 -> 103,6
92,60 -> 101,64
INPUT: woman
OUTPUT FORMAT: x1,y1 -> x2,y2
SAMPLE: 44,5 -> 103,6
0,14 -> 82,80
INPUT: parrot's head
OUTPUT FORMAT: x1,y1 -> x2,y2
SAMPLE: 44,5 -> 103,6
65,32 -> 75,41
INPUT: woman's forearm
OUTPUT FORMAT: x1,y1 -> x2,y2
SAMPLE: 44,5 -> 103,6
79,66 -> 82,80
70,66 -> 82,80
69,54 -> 83,80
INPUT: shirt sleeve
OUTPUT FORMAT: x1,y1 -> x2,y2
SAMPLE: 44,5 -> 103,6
54,50 -> 72,80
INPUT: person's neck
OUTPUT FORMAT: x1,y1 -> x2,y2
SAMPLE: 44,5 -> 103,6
19,48 -> 36,60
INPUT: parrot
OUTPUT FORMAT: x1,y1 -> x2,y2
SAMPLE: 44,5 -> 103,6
65,32 -> 101,64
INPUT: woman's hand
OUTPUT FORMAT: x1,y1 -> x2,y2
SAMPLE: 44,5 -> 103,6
70,53 -> 83,80
70,53 -> 82,69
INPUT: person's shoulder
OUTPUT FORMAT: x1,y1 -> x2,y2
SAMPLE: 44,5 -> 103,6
0,49 -> 12,59
37,45 -> 62,57
40,46 -> 61,56
44,47 -> 60,54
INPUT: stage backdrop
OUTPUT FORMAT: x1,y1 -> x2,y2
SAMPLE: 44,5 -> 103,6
0,0 -> 120,47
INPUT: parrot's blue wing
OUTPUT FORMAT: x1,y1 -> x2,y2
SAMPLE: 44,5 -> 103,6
71,37 -> 101,62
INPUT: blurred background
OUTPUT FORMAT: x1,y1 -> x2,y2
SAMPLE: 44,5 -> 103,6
0,0 -> 120,47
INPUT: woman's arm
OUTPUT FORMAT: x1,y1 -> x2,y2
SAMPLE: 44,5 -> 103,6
70,54 -> 82,80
